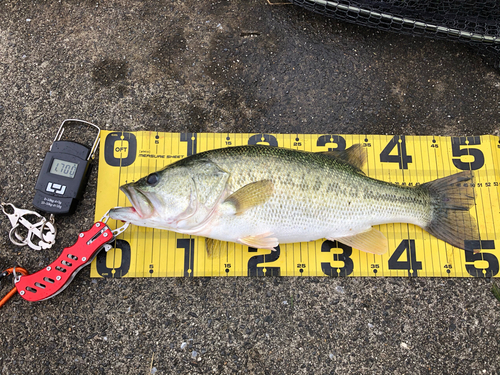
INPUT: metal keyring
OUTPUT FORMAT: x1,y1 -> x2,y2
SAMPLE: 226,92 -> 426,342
9,225 -> 28,247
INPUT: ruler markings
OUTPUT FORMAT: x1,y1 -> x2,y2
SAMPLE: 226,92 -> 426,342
470,136 -> 486,274
485,136 -> 496,240
405,136 -> 416,277
441,136 -> 455,277
426,135 -> 438,277
91,132 -> 500,278
486,137 -> 498,240
492,136 -> 500,241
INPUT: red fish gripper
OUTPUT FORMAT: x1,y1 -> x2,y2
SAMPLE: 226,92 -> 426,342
14,213 -> 129,302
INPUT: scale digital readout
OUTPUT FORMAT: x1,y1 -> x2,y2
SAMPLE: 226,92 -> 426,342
91,131 -> 500,279
49,159 -> 78,178
33,119 -> 100,215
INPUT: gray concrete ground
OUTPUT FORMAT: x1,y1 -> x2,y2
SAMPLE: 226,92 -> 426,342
0,1 -> 499,374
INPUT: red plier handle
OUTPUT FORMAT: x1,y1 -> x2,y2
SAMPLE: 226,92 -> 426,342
13,213 -> 129,302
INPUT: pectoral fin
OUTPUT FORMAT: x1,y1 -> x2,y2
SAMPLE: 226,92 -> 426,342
330,227 -> 388,255
224,180 -> 274,215
239,232 -> 278,250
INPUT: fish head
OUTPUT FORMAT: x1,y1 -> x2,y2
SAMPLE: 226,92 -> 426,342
109,165 -> 196,229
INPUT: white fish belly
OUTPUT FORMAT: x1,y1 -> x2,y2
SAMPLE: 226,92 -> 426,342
207,191 -> 425,245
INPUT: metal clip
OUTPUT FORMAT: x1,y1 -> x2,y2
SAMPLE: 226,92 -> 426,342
14,219 -> 123,302
1,203 -> 57,250
53,119 -> 101,160
100,209 -> 130,238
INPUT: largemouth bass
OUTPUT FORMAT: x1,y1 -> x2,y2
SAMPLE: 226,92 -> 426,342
109,145 -> 478,255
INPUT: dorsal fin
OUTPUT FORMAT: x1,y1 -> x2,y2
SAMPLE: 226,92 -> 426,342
318,144 -> 367,170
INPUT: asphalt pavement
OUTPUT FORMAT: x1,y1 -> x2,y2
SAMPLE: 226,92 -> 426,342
0,1 -> 499,374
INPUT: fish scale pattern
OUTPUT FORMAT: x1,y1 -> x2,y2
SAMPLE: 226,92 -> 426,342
206,146 -> 431,243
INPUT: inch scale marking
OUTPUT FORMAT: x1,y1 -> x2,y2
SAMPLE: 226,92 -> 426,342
91,132 -> 500,279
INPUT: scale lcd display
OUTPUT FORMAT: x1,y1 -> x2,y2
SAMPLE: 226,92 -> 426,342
50,159 -> 78,178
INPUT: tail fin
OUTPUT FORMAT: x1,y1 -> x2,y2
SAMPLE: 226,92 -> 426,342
420,171 -> 479,251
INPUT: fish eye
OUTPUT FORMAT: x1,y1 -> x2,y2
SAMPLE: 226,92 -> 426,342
146,173 -> 159,186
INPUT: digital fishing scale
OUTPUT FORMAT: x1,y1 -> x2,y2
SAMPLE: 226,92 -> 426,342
33,119 -> 101,215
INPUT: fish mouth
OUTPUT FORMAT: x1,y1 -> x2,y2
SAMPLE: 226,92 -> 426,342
108,206 -> 139,222
118,184 -> 155,219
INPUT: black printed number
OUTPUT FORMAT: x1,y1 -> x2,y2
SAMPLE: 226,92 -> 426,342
451,136 -> 484,171
388,240 -> 422,277
177,238 -> 195,277
180,133 -> 197,156
96,239 -> 131,278
104,132 -> 137,167
316,135 -> 346,151
248,134 -> 279,147
247,245 -> 281,276
380,135 -> 412,169
321,240 -> 354,277
464,240 -> 499,277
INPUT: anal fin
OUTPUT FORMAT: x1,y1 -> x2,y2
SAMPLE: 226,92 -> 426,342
239,232 -> 278,250
330,227 -> 388,255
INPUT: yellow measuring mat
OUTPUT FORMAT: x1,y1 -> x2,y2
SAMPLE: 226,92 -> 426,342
91,131 -> 500,278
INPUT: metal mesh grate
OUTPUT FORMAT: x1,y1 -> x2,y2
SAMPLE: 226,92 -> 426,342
290,0 -> 500,65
